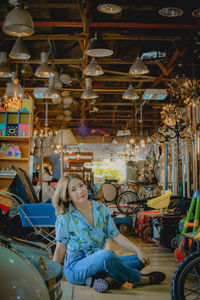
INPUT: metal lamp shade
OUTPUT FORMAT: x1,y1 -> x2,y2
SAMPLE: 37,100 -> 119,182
44,86 -> 60,99
122,84 -> 139,100
3,6 -> 34,37
129,56 -> 150,75
9,38 -> 31,60
44,76 -> 60,99
86,33 -> 113,57
84,58 -> 104,76
97,3 -> 122,14
0,52 -> 11,78
81,78 -> 98,99
54,129 -> 78,146
34,52 -> 54,78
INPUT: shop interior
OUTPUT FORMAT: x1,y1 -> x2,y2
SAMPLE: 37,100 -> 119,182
1,1 -> 200,299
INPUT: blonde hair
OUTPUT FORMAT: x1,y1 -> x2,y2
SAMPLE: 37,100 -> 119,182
52,173 -> 84,216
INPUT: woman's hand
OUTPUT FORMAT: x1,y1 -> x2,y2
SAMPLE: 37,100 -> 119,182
112,233 -> 150,266
137,250 -> 150,266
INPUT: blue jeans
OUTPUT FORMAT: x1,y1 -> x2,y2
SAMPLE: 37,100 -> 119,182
64,249 -> 143,286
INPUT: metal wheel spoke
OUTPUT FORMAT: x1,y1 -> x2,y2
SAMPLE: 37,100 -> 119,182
184,265 -> 200,299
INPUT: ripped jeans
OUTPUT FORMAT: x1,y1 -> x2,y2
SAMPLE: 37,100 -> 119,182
64,249 -> 144,286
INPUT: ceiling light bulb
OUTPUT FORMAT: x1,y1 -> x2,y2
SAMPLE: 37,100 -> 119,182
122,84 -> 139,100
129,56 -> 149,75
84,58 -> 104,76
129,137 -> 135,144
134,145 -> 140,153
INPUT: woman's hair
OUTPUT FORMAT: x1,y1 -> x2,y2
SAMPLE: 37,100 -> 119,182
52,173 -> 85,216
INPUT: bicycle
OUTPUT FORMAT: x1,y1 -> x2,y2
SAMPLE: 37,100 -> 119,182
101,179 -> 141,215
171,248 -> 200,299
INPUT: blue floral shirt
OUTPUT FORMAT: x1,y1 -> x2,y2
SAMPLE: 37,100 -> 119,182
55,200 -> 119,256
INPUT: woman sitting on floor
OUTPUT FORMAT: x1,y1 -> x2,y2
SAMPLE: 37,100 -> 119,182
52,173 -> 166,293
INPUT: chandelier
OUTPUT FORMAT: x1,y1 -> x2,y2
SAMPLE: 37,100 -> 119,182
169,76 -> 200,106
117,137 -> 146,160
4,96 -> 21,111
182,79 -> 200,106
161,104 -> 185,127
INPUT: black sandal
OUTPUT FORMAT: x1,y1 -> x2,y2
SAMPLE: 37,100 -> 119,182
140,271 -> 166,284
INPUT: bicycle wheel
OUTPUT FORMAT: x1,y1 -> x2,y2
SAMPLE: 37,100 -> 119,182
116,191 -> 140,215
171,252 -> 200,300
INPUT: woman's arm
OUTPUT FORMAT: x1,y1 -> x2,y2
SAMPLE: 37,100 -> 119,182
53,241 -> 66,264
111,233 -> 150,266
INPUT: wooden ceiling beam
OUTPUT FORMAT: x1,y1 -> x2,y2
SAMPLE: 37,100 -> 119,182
38,117 -> 158,124
1,21 -> 200,30
93,76 -> 155,82
5,57 -> 166,66
0,87 -> 146,93
28,3 -> 78,9
35,101 -> 168,107
4,33 -> 181,42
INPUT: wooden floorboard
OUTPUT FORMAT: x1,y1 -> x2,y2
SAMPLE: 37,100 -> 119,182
61,235 -> 179,300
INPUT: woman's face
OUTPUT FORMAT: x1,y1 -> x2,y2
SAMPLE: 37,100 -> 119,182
68,178 -> 88,204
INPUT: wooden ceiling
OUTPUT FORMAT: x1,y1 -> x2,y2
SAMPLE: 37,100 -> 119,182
0,0 -> 200,138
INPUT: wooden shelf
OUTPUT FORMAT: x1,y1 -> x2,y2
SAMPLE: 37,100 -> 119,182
0,136 -> 31,189
0,157 -> 29,161
0,136 -> 30,142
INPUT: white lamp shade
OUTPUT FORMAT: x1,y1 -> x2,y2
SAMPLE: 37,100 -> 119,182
54,129 -> 78,146
86,32 -> 113,57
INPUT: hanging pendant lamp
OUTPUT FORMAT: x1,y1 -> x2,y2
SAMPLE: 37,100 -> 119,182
44,76 -> 60,99
9,37 -> 31,60
5,72 -> 23,98
129,56 -> 149,75
3,2 -> 34,37
122,84 -> 139,100
97,2 -> 122,14
86,32 -> 113,57
81,78 -> 98,99
84,58 -> 104,76
34,52 -> 54,78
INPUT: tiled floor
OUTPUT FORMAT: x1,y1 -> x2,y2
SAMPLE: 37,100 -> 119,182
61,235 -> 178,300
